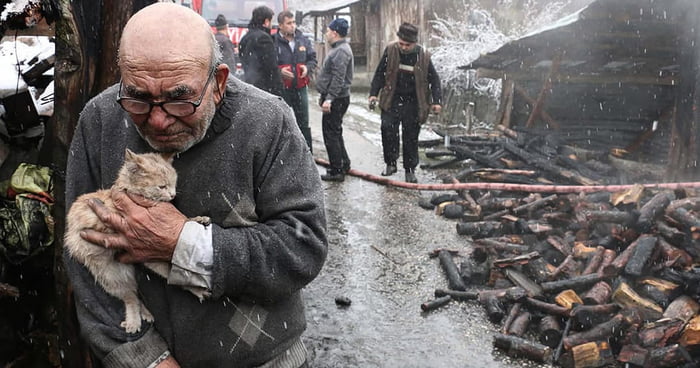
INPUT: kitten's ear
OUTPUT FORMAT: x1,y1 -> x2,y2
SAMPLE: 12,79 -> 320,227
124,148 -> 137,161
160,152 -> 176,163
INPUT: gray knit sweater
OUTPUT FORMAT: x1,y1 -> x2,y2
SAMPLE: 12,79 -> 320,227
315,38 -> 353,101
64,77 -> 327,367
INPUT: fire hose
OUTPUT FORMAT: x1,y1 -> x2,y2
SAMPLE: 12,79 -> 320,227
315,158 -> 700,193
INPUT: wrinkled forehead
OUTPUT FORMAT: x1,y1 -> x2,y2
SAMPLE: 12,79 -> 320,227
119,4 -> 212,75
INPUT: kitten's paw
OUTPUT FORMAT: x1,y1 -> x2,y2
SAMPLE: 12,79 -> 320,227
140,305 -> 154,323
186,287 -> 211,302
190,216 -> 211,226
121,318 -> 142,333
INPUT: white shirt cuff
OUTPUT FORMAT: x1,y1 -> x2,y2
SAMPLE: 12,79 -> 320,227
168,221 -> 213,290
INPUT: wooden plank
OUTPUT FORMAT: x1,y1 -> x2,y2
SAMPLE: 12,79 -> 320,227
499,79 -> 515,128
514,85 -> 559,129
525,53 -> 561,128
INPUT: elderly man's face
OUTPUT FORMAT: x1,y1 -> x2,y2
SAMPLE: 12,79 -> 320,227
119,62 -> 219,153
117,3 -> 224,153
398,40 -> 416,53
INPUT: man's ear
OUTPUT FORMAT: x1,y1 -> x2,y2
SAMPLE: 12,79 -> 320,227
214,64 -> 229,102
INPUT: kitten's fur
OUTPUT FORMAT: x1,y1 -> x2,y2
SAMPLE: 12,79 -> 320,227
65,149 -> 209,333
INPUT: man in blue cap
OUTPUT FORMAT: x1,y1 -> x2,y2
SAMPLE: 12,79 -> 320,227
316,18 -> 354,181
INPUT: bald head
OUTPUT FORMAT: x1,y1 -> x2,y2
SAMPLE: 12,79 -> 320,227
119,3 -> 216,73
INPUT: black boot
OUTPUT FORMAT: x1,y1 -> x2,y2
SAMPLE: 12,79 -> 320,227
381,162 -> 397,176
321,170 -> 345,182
405,169 -> 417,183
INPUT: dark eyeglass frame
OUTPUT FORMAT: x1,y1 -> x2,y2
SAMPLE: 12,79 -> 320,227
117,68 -> 216,117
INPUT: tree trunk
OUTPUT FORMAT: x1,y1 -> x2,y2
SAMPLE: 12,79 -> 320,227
50,1 -> 156,366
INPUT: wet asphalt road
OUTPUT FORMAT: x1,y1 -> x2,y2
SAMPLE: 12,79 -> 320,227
299,91 -> 551,368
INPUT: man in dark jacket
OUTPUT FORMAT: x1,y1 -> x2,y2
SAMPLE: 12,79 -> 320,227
316,18 -> 354,181
214,14 -> 237,73
274,10 -> 317,152
64,3 -> 326,367
238,5 -> 282,95
369,23 -> 442,183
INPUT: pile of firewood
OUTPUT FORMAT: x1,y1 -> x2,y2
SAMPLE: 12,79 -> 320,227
420,124 -> 665,185
420,186 -> 700,367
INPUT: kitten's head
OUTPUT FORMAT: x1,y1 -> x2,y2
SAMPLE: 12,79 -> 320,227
115,149 -> 178,201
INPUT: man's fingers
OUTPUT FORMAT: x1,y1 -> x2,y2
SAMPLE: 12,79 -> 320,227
79,229 -> 129,250
86,198 -> 127,232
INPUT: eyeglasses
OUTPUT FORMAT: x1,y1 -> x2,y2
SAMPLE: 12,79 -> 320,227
117,68 -> 216,117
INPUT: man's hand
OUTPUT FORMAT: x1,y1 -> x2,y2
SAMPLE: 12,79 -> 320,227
321,100 -> 331,114
368,96 -> 378,111
299,64 -> 308,78
280,65 -> 294,80
156,355 -> 180,367
431,104 -> 442,115
80,188 -> 187,263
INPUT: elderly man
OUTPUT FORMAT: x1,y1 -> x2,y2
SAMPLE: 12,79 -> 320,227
369,22 -> 442,183
63,3 -> 327,367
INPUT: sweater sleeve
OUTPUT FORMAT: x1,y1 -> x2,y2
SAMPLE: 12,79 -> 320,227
369,48 -> 389,97
64,98 -> 169,367
209,100 -> 328,302
259,34 -> 283,96
305,37 -> 318,75
427,58 -> 442,105
325,46 -> 352,100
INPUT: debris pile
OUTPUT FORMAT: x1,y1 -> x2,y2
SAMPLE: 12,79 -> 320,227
421,163 -> 700,366
420,124 -> 666,186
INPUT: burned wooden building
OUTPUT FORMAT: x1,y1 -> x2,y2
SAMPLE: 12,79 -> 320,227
465,0 -> 700,182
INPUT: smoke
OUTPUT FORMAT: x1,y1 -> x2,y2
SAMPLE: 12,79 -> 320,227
429,0 -> 588,92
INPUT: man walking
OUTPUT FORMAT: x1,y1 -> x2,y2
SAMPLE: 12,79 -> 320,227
316,18 -> 353,182
214,14 -> 237,72
238,5 -> 282,95
275,10 -> 317,152
369,22 -> 442,183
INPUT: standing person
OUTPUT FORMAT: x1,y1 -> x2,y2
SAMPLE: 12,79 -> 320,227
63,3 -> 327,367
214,14 -> 237,72
274,10 -> 317,152
369,22 -> 442,183
316,18 -> 353,182
238,5 -> 282,95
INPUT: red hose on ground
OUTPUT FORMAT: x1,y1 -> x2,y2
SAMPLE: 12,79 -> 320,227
315,157 -> 700,193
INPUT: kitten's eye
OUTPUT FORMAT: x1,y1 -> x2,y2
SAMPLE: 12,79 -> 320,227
159,185 -> 168,190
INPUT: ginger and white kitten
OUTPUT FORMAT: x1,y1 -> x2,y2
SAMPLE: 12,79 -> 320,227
65,149 -> 208,333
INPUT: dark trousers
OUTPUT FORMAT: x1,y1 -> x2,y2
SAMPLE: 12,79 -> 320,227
281,87 -> 312,152
381,97 -> 420,170
321,96 -> 351,173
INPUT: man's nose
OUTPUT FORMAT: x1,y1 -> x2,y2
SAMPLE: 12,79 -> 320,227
147,106 -> 174,130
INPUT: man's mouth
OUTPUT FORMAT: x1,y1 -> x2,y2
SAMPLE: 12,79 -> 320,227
151,132 -> 183,142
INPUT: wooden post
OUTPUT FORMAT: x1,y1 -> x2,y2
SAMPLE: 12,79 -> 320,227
524,53 -> 561,129
499,79 -> 515,128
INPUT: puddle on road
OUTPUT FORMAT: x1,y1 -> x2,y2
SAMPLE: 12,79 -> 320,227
303,91 -> 549,368
302,181 -> 550,368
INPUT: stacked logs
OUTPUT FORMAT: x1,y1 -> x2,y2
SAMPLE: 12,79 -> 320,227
422,188 -> 700,367
420,124 -> 664,185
